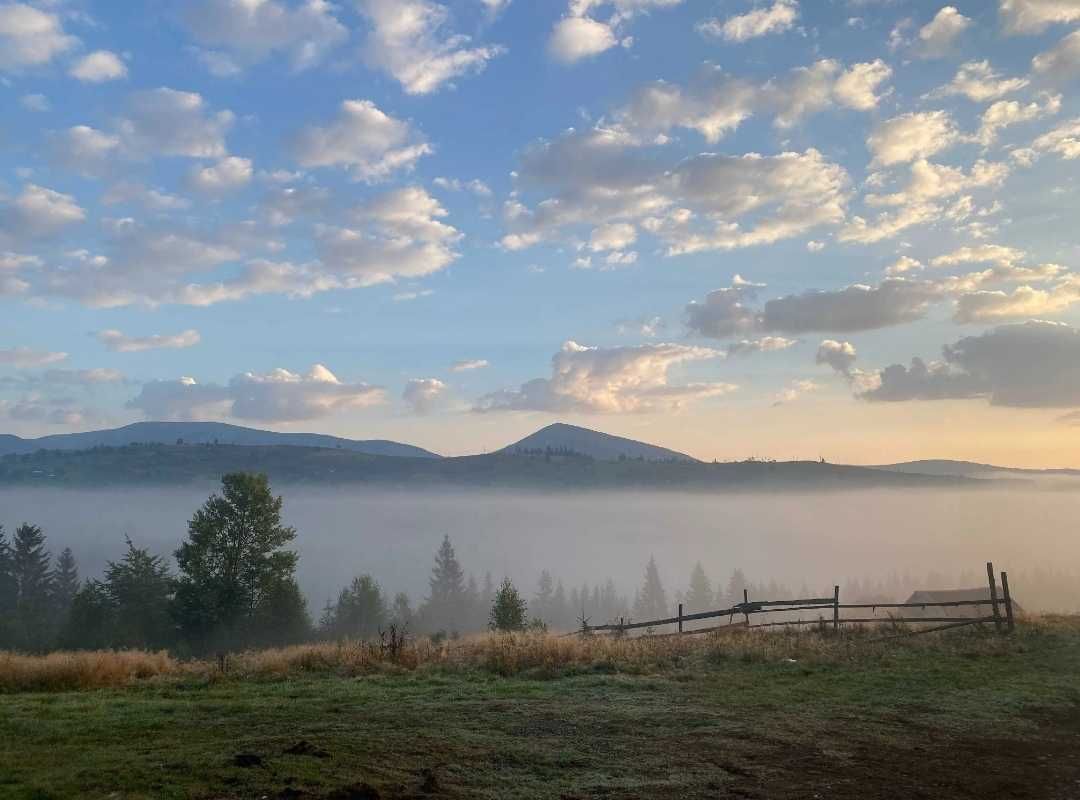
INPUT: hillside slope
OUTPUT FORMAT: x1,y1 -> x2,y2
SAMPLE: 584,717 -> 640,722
501,423 -> 696,462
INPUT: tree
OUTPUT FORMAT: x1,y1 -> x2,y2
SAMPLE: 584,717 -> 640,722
0,527 -> 16,647
323,575 -> 386,639
60,580 -> 114,651
421,535 -> 467,634
51,547 -> 80,629
533,570 -> 554,623
685,562 -> 713,613
390,592 -> 413,629
12,524 -> 54,651
633,556 -> 668,622
724,568 -> 749,607
489,578 -> 527,632
106,538 -> 174,649
173,473 -> 307,650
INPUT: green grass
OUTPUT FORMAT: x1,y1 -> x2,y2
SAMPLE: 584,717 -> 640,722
2,626 -> 1080,799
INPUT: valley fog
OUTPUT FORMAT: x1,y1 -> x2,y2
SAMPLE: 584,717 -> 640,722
2,485 -> 1078,613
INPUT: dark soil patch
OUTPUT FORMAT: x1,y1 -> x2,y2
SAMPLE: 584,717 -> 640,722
284,740 -> 331,759
232,753 -> 264,768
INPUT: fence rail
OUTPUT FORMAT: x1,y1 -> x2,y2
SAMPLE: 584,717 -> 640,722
580,561 -> 1016,639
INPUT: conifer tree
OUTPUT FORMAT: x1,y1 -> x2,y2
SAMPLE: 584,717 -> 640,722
12,524 -> 54,651
633,556 -> 668,621
534,570 -> 554,623
324,574 -> 386,639
685,562 -> 714,612
106,538 -> 174,649
422,535 -> 467,633
0,526 -> 16,647
51,547 -> 80,629
489,578 -> 527,632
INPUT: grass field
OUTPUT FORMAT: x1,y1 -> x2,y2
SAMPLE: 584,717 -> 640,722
2,620 -> 1080,800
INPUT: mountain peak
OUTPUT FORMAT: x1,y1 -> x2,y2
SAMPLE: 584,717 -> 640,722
502,422 -> 697,462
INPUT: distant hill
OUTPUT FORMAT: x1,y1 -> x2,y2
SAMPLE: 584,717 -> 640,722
501,423 -> 697,462
0,444 -> 976,490
871,459 -> 1080,480
0,421 -> 441,459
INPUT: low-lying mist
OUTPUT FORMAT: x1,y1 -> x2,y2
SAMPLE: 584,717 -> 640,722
2,485 -> 1078,613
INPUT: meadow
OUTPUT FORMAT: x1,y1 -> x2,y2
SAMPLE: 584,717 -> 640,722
2,619 -> 1080,799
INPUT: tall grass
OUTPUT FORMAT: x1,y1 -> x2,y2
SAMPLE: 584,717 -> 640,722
1,615 -> 1074,694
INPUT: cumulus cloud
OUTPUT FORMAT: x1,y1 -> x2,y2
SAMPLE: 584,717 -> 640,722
953,283 -> 1080,323
1000,0 -> 1080,34
119,88 -> 234,159
932,61 -> 1029,102
475,340 -> 733,414
402,377 -> 447,414
860,321 -> 1080,407
916,6 -> 971,58
930,243 -> 1027,268
47,126 -> 120,178
181,0 -> 348,72
102,182 -> 190,211
358,0 -> 504,94
96,329 -> 201,353
291,99 -> 431,181
128,364 -> 385,422
0,184 -> 85,242
867,111 -> 959,166
724,336 -> 797,357
0,3 -> 77,72
69,50 -> 127,82
549,15 -> 618,62
976,93 -> 1061,146
816,339 -> 857,375
188,156 -> 254,193
1031,117 -> 1080,160
451,358 -> 489,372
772,379 -> 819,405
696,0 -> 798,42
1033,30 -> 1080,75
0,347 -> 68,369
589,222 -> 636,251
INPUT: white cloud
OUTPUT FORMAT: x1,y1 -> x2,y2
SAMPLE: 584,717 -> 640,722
833,59 -> 893,111
0,184 -> 85,241
724,336 -> 797,357
129,364 -> 385,422
291,99 -> 431,181
953,283 -> 1080,322
977,93 -> 1061,146
772,378 -> 819,405
451,358 -> 489,372
69,50 -> 127,82
20,93 -> 49,112
930,244 -> 1028,268
189,156 -> 254,193
47,125 -> 121,177
102,182 -> 190,211
549,15 -> 617,63
885,255 -> 923,276
916,6 -> 971,58
96,329 -> 201,353
476,340 -> 734,414
0,3 -> 77,72
589,222 -> 636,251
119,88 -> 234,159
402,377 -> 446,414
1033,30 -> 1080,75
816,339 -> 857,375
865,159 -> 1010,208
1031,117 -> 1080,160
932,61 -> 1029,102
867,111 -> 959,166
358,0 -> 504,94
1000,0 -> 1080,34
433,177 -> 492,196
0,347 -> 68,368
697,0 -> 798,42
181,0 -> 348,72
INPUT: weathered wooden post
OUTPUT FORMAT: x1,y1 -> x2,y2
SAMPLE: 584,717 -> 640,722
743,589 -> 750,627
678,603 -> 683,634
1000,570 -> 1015,633
986,561 -> 1002,633
833,585 -> 840,633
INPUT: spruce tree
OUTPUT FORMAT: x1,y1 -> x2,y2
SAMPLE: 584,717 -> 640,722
106,539 -> 174,649
685,562 -> 714,613
489,578 -> 527,632
60,580 -> 114,650
0,527 -> 16,647
51,548 -> 80,629
633,556 -> 668,622
724,568 -> 749,607
325,575 -> 386,639
534,570 -> 554,623
423,535 -> 466,633
12,524 -> 54,651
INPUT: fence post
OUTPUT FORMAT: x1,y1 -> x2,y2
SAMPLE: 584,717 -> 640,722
833,585 -> 840,633
743,589 -> 750,627
1000,571 -> 1015,633
986,561 -> 1002,633
678,603 -> 683,634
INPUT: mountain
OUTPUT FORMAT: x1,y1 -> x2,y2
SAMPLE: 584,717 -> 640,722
0,421 -> 441,459
871,459 -> 1080,480
501,423 -> 697,462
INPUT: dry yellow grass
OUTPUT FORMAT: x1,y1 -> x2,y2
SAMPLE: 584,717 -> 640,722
1,615 -> 1073,694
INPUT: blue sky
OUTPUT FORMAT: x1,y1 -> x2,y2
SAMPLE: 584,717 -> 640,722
2,0 -> 1080,464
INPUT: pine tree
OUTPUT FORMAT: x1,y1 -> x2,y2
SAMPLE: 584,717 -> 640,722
725,568 -> 749,607
173,473 -> 306,650
422,535 -> 467,633
51,547 -> 80,629
685,562 -> 713,613
534,570 -> 554,623
489,578 -> 527,632
106,538 -> 175,649
552,579 -> 568,628
325,575 -> 386,639
0,526 -> 16,647
633,556 -> 668,622
12,524 -> 54,651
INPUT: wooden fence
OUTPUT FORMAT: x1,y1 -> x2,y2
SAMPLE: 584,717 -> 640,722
582,561 -> 1017,638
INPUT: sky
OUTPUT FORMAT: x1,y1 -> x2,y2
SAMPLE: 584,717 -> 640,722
1,0 -> 1079,466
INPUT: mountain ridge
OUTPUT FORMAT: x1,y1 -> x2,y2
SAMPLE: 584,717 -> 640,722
501,422 -> 697,462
